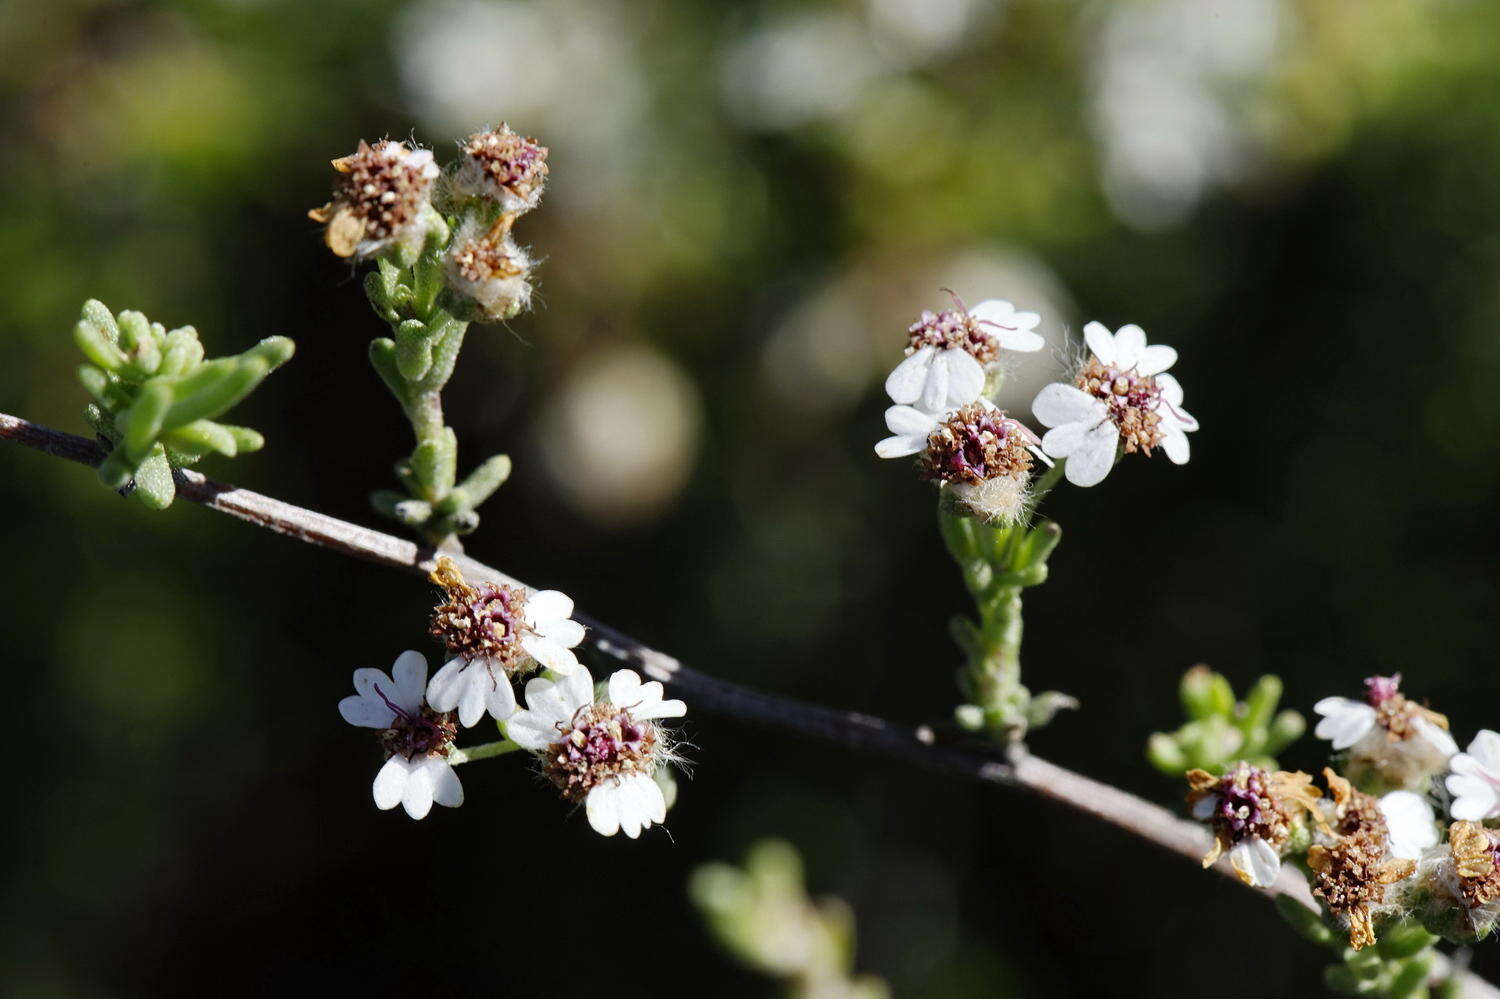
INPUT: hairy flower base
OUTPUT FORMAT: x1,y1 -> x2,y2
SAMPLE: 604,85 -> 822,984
309,140 -> 438,258
445,215 -> 532,321
544,702 -> 663,802
1309,833 -> 1415,950
429,558 -> 535,675
1074,356 -> 1163,455
456,126 -> 549,211
918,402 -> 1036,485
1325,769 -> 1388,840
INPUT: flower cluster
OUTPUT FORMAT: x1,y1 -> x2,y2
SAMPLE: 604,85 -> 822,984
876,295 -> 1049,524
1185,673 -> 1500,950
338,559 -> 686,837
310,125 -> 548,320
877,300 -> 1200,519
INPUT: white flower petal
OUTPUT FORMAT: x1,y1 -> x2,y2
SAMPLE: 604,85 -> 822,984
885,404 -> 938,437
1136,343 -> 1177,377
401,762 -> 436,820
1243,837 -> 1281,887
537,618 -> 585,649
1313,702 -> 1377,750
425,658 -> 471,713
919,350 -> 952,413
1156,372 -> 1185,408
942,349 -> 986,408
1161,426 -> 1191,465
521,635 -> 581,676
559,666 -> 595,714
1113,324 -> 1146,370
1040,422 -> 1087,459
1083,321 -> 1116,365
1379,791 -> 1437,859
586,781 -> 622,836
456,670 -> 489,728
427,760 -> 464,809
1467,730 -> 1500,773
1061,421 -> 1119,487
1413,717 -> 1459,759
339,695 -> 393,729
1447,773 -> 1500,821
391,650 -> 429,713
884,348 -> 933,405
525,590 -> 574,628
372,756 -> 410,811
1032,383 -> 1102,428
996,328 -> 1045,352
1191,794 -> 1218,820
608,669 -> 644,706
875,434 -> 927,459
352,667 -> 390,701
505,710 -> 563,751
966,299 -> 1017,327
485,676 -> 518,721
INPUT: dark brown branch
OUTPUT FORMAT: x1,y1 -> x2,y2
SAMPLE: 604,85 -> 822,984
1,410 -> 1488,994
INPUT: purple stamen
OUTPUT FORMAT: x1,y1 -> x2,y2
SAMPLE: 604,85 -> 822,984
1364,674 -> 1402,706
374,683 -> 411,724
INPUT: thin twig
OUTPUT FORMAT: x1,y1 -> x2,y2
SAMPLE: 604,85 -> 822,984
0,410 -> 1490,995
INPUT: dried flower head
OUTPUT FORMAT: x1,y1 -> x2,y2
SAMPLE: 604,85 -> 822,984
1187,763 -> 1324,886
1451,821 -> 1500,909
1032,322 -> 1195,487
1325,768 -> 1389,840
454,125 -> 550,212
1308,832 -> 1416,950
444,214 -> 533,321
423,557 -> 584,727
308,139 -> 440,259
1314,674 -> 1457,791
885,296 -> 1044,412
338,650 -> 463,820
507,666 -> 687,838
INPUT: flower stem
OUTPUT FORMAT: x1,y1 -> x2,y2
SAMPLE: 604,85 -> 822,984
448,739 -> 523,765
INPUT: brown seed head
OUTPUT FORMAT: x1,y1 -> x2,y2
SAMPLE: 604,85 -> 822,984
1451,821 -> 1500,907
456,125 -> 550,210
1308,832 -> 1416,950
308,140 -> 438,258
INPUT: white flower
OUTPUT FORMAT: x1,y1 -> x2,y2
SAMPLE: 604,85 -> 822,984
1031,321 -> 1196,487
427,586 -> 586,728
1227,837 -> 1282,888
1313,675 -> 1458,791
506,666 -> 686,838
874,397 -> 1050,466
885,299 -> 1045,412
339,650 -> 463,820
1448,730 -> 1500,822
310,140 -> 441,260
1379,791 -> 1439,860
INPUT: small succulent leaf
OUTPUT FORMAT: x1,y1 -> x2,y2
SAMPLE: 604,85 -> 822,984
75,315 -> 128,372
394,319 -> 435,380
409,428 -> 458,498
97,447 -> 137,490
1274,895 -> 1339,948
121,380 -> 173,463
369,339 -> 409,404
77,364 -> 112,405
1146,733 -> 1188,775
1376,922 -> 1439,961
161,357 -> 265,428
131,444 -> 175,509
159,327 -> 204,378
222,425 -> 265,453
457,453 -> 511,506
1238,674 -> 1282,734
163,419 -> 238,458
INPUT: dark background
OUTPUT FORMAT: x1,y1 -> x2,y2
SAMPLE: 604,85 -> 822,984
2,0 -> 1497,995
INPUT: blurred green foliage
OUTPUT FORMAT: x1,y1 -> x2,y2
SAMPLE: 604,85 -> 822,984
1147,665 -> 1305,775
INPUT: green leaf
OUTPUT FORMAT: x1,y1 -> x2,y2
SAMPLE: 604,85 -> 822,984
159,326 -> 205,377
121,380 -> 173,463
394,319 -> 435,380
161,357 -> 266,428
1238,674 -> 1282,734
131,444 -> 175,509
369,339 -> 409,404
1146,733 -> 1188,775
1377,922 -> 1439,961
116,311 -> 162,378
409,428 -> 458,499
97,446 -> 136,490
1180,665 -> 1234,720
163,420 -> 239,458
74,314 -> 128,372
1274,895 -> 1338,948
458,453 -> 512,506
